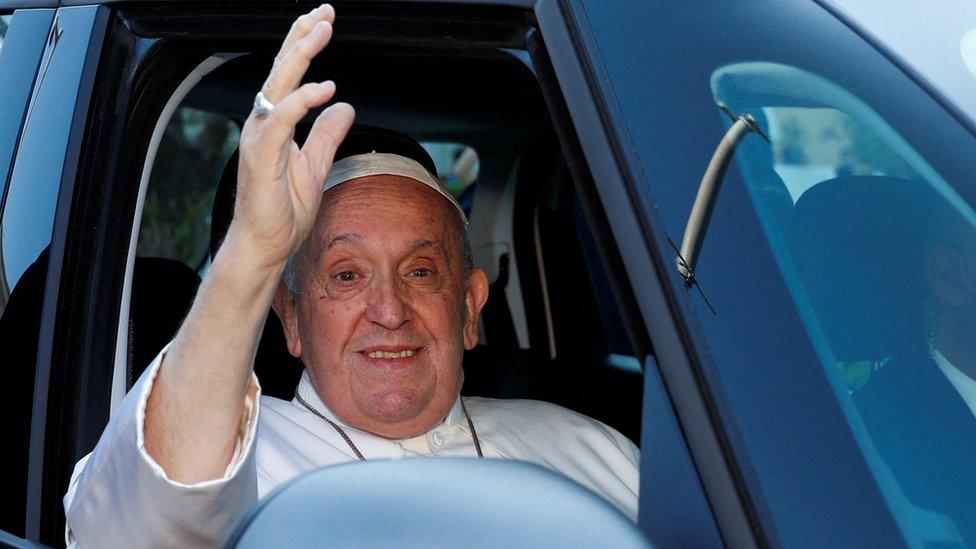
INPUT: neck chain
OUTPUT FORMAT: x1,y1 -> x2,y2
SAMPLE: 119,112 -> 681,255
295,394 -> 484,460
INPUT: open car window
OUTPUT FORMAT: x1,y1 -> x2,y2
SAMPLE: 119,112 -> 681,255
123,43 -> 644,446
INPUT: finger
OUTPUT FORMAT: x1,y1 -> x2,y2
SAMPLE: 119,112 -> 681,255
302,101 -> 356,184
263,20 -> 334,102
254,81 -> 337,158
275,4 -> 335,68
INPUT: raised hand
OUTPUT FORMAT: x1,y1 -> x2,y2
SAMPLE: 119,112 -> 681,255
228,3 -> 356,270
141,5 -> 355,486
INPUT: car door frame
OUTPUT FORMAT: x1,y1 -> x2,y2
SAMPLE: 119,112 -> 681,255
0,1 -> 113,545
18,5 -> 112,544
532,0 -> 763,546
11,0 -> 762,545
0,4 -> 56,546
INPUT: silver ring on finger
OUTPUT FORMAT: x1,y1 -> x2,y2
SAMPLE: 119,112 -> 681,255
252,91 -> 275,119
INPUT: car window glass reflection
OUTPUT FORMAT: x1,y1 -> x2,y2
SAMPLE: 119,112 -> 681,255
0,13 -> 10,312
714,61 -> 976,542
0,15 -> 10,49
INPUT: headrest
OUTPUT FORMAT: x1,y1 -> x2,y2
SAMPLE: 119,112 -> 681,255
130,257 -> 201,381
210,147 -> 240,260
334,124 -> 436,175
789,176 -> 939,360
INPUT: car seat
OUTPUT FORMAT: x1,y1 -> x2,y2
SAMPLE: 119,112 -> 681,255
788,176 -> 938,362
128,257 -> 201,385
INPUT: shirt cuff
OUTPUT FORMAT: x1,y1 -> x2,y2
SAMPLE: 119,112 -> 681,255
64,342 -> 262,547
134,342 -> 262,486
223,369 -> 261,476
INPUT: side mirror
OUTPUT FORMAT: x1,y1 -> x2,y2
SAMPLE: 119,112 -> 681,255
226,458 -> 650,548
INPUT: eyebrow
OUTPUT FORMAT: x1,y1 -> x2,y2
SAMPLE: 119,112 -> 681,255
323,233 -> 364,250
410,240 -> 448,260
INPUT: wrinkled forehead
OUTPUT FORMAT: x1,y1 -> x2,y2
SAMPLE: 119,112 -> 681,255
311,175 -> 461,253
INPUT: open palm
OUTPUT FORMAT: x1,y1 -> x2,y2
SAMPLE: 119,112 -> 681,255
229,3 -> 355,269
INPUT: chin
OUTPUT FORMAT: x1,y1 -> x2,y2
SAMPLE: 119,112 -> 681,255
359,387 -> 432,425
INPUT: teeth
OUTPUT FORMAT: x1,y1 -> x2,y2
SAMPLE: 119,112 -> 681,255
367,349 -> 415,359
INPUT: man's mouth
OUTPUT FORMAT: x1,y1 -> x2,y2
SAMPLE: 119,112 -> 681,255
366,349 -> 416,359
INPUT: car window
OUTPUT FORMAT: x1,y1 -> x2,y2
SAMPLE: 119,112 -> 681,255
578,0 -> 976,545
125,105 -> 239,386
138,106 -> 239,270
760,106 -> 917,203
0,12 -> 21,213
712,62 -> 976,392
422,142 -> 479,197
421,141 -> 478,219
137,112 -> 479,272
827,0 -> 976,130
0,15 -> 10,44
0,9 -> 56,538
714,61 -> 976,543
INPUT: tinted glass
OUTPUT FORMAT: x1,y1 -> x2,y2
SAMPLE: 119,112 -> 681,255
0,10 -> 49,235
0,9 -> 55,537
579,0 -> 976,545
715,62 -> 976,545
0,14 -> 10,210
0,8 -> 99,538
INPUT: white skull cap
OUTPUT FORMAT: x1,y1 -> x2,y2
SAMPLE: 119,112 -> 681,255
323,152 -> 469,227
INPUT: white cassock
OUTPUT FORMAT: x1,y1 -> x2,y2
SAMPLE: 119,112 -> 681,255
63,347 -> 640,547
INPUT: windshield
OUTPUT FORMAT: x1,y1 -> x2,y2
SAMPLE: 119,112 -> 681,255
828,0 -> 976,129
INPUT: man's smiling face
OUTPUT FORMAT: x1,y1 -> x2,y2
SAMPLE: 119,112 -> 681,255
273,175 -> 488,438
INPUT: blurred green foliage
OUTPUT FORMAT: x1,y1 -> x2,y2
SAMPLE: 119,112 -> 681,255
138,107 -> 239,267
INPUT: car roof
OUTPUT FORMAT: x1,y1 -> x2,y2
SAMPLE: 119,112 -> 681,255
818,0 -> 976,131
2,0 -> 535,8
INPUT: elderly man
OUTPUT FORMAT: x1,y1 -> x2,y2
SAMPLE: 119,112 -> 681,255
63,4 -> 638,546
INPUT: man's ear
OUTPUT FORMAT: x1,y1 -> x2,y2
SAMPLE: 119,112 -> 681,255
271,282 -> 303,357
462,267 -> 490,350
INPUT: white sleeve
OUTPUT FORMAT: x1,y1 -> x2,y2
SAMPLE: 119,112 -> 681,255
63,344 -> 261,547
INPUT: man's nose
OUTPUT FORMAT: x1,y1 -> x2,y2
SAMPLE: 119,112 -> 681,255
364,272 -> 410,329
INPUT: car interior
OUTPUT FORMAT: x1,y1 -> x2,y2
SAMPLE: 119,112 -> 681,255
710,61 -> 952,378
123,38 -> 645,442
